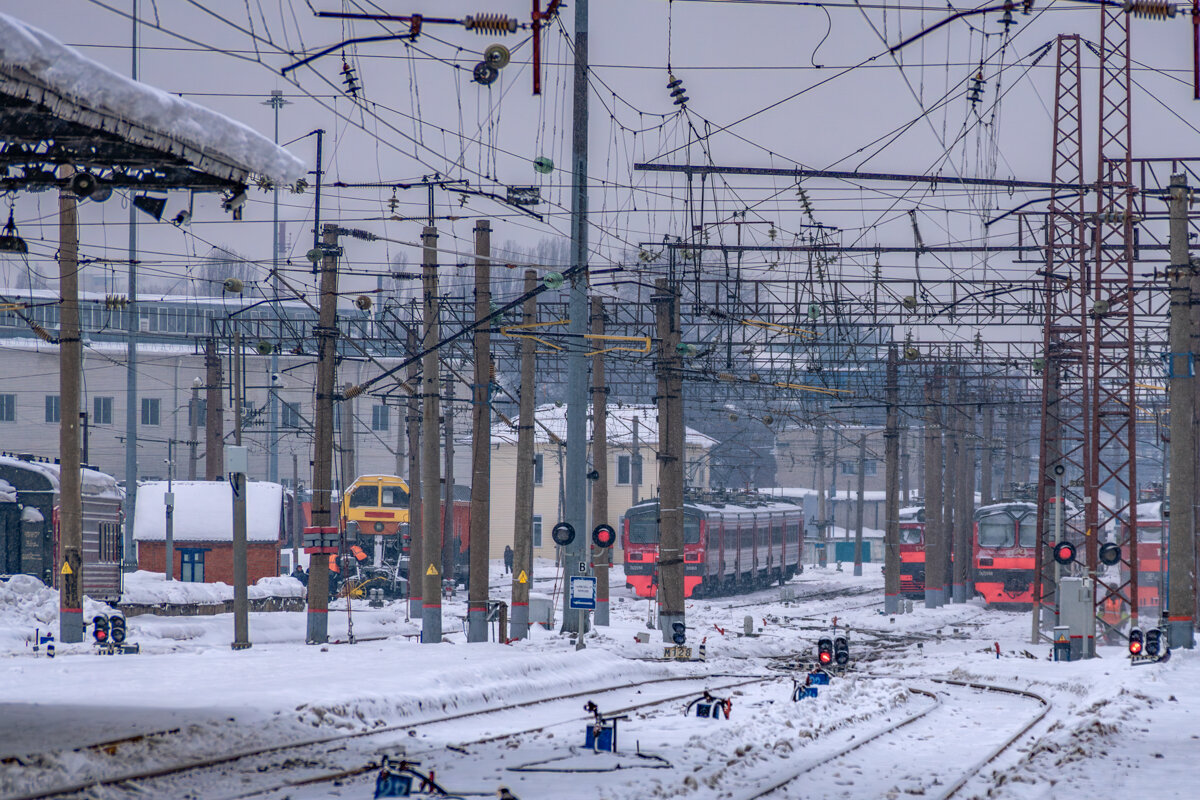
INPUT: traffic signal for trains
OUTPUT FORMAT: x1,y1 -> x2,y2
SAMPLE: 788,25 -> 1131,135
671,621 -> 687,646
551,522 -> 575,546
592,524 -> 616,549
1144,628 -> 1163,659
1052,541 -> 1076,565
834,636 -> 850,666
91,615 -> 108,644
817,637 -> 833,666
1128,628 -> 1144,656
1099,543 -> 1121,566
109,615 -> 126,646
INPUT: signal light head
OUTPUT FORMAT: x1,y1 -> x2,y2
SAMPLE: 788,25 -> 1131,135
819,651 -> 832,664
1128,628 -> 1144,656
91,614 -> 109,644
671,621 -> 687,646
1053,541 -> 1076,565
834,636 -> 850,666
1144,628 -> 1162,658
817,637 -> 834,665
592,524 -> 616,549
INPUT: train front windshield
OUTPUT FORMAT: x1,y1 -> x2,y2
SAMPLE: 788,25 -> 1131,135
381,485 -> 408,508
348,485 -> 379,507
626,513 -> 701,544
900,527 -> 922,545
1017,516 -> 1037,547
978,516 -> 1015,548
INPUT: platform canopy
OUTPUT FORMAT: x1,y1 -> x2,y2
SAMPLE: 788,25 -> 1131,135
0,13 -> 304,194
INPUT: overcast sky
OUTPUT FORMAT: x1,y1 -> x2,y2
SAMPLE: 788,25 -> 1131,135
3,1 -> 1197,354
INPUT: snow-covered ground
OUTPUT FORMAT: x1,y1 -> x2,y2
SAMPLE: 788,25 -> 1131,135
1,560 -> 1197,799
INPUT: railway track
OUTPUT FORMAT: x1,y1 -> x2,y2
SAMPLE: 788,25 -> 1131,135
6,672 -> 776,800
738,677 -> 1050,800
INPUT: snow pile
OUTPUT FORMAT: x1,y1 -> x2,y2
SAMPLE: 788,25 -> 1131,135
0,575 -> 115,651
0,14 -> 304,184
0,478 -> 15,502
121,570 -> 304,605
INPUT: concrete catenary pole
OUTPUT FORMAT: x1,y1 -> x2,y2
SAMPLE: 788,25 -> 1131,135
165,440 -> 174,580
980,402 -> 994,505
562,0 -> 591,636
954,395 -> 974,604
467,220 -> 492,642
510,270 -> 538,639
1167,173 -> 1196,649
942,372 -> 959,603
406,328 -> 422,620
204,339 -> 223,482
816,423 -> 828,567
441,373 -> 455,589
591,295 -> 610,625
57,177 -> 84,643
188,378 -> 200,481
340,381 -> 356,496
265,90 -> 288,485
853,432 -> 867,577
420,226 -> 443,643
231,335 -> 250,648
654,279 -> 685,641
306,224 -> 339,644
883,348 -> 901,613
123,5 -> 140,569
924,374 -> 945,607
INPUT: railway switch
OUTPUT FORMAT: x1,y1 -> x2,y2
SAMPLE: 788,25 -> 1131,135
686,691 -> 732,719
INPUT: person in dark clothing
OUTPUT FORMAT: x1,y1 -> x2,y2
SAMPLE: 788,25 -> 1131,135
503,545 -> 514,574
292,566 -> 308,586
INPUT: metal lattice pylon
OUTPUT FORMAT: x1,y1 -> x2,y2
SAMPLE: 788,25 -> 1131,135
1091,6 -> 1138,636
1033,34 -> 1089,641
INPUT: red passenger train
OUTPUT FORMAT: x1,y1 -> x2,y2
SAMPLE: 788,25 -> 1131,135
898,506 -> 925,598
623,497 -> 803,598
972,501 -> 1039,607
1118,501 -> 1166,619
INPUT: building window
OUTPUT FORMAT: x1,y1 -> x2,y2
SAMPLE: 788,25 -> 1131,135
282,401 -> 301,428
0,394 -> 13,423
534,453 -> 544,485
863,460 -> 878,476
840,461 -> 855,476
532,515 -> 543,547
617,454 -> 631,485
93,396 -> 113,425
371,404 -> 389,431
188,397 -> 207,428
141,397 -> 161,426
180,548 -> 206,582
45,395 -> 60,423
841,460 -> 877,476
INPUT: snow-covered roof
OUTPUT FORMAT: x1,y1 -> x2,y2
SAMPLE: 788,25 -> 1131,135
0,454 -> 121,498
491,403 -> 717,449
0,14 -> 304,185
0,479 -> 14,503
134,480 -> 283,543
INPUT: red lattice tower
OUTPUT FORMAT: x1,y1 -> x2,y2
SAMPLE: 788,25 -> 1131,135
1091,6 -> 1138,634
1033,34 -> 1089,641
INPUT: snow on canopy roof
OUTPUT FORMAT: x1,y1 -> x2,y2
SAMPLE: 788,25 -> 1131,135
134,480 -> 283,542
0,14 -> 304,185
0,454 -> 121,498
491,403 -> 717,448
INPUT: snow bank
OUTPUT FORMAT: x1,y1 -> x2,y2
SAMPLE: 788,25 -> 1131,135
0,575 -> 115,651
120,570 -> 304,605
0,14 -> 304,184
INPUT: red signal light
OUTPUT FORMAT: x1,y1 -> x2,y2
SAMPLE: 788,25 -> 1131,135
819,651 -> 832,664
95,630 -> 107,641
1129,640 -> 1142,655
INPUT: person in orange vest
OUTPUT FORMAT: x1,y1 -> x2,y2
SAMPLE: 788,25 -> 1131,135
328,553 -> 340,596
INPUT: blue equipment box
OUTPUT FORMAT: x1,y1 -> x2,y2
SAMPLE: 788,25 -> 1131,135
585,724 -> 615,751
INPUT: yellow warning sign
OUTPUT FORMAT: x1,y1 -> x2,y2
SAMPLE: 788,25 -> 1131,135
60,561 -> 72,575
517,570 -> 528,584
1056,633 -> 1068,643
425,563 -> 439,576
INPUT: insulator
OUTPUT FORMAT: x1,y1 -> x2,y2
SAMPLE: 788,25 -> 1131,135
29,321 -> 53,342
465,14 -> 518,34
1123,0 -> 1176,18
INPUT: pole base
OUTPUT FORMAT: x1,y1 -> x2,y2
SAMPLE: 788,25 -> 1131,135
422,606 -> 442,643
924,588 -> 944,608
408,597 -> 422,620
467,609 -> 487,643
594,599 -> 610,626
231,640 -> 252,651
951,584 -> 966,604
510,605 -> 529,640
59,608 -> 83,643
1167,619 -> 1195,650
852,564 -> 863,577
306,611 -> 328,644
883,593 -> 900,614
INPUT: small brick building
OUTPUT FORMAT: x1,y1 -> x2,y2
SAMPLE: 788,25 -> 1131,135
134,481 -> 284,584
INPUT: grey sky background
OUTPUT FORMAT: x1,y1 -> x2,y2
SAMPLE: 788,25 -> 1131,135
2,0 -> 1196,351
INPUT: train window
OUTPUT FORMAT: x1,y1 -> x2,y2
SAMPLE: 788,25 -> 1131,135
380,485 -> 408,508
978,516 -> 1015,548
1017,516 -> 1037,547
628,516 -> 658,543
900,526 -> 922,545
348,485 -> 380,508
684,516 -> 700,544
